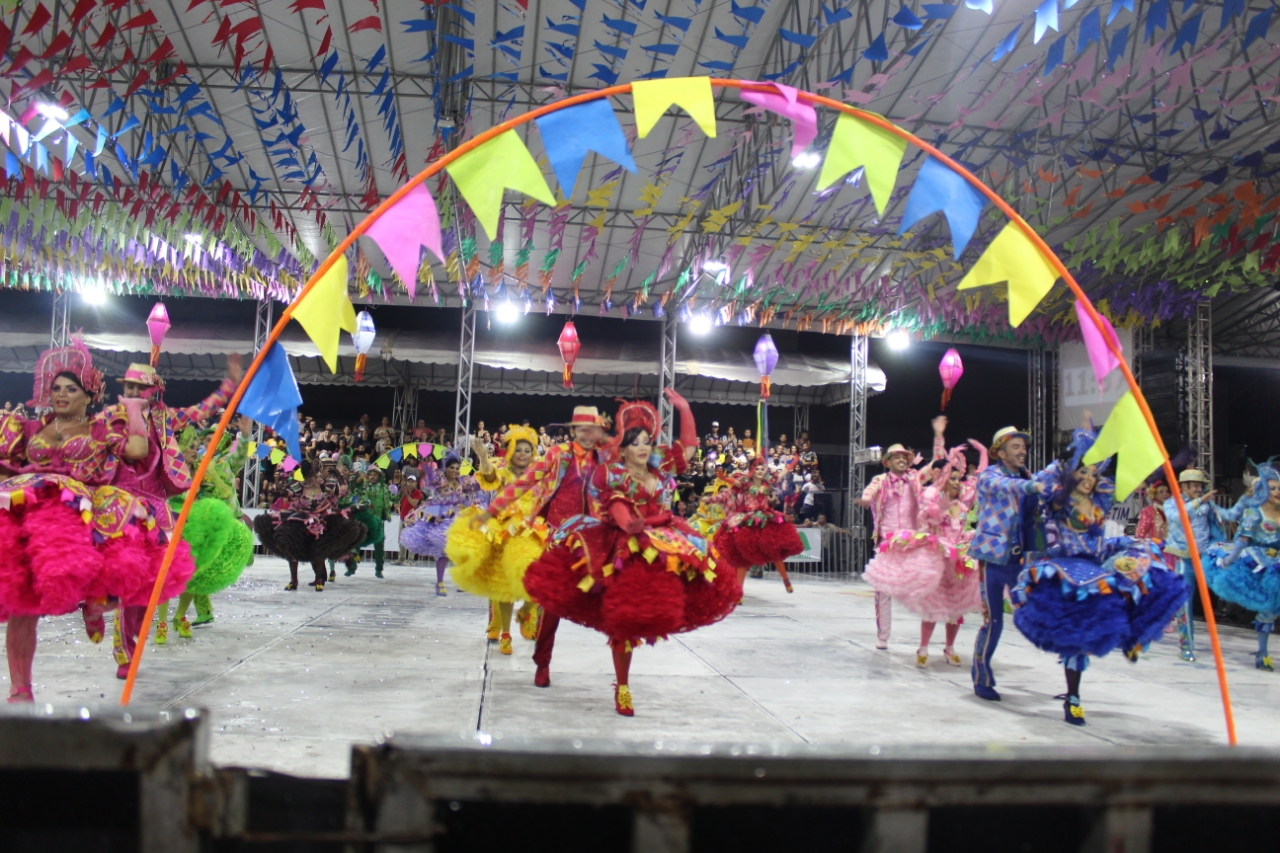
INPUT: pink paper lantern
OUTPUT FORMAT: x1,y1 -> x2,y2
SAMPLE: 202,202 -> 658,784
558,321 -> 581,389
939,348 -> 963,411
147,302 -> 170,367
753,333 -> 778,399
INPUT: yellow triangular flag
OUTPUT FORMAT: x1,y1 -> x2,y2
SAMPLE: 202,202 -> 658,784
957,222 -> 1059,326
1082,391 -> 1168,501
632,77 -> 717,139
446,130 -> 556,239
268,448 -> 285,464
816,111 -> 906,215
292,255 -> 357,373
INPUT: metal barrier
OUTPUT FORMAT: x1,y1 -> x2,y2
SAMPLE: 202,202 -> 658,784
7,710 -> 1280,851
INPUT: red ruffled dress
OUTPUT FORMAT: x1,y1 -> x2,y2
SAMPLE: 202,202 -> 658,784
0,412 -> 195,619
523,443 -> 742,645
712,479 -> 804,571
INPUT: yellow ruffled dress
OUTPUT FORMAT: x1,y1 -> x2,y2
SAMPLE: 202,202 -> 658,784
446,464 -> 548,602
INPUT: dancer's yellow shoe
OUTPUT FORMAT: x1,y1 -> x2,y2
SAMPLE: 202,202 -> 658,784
177,617 -> 193,639
615,684 -> 634,716
499,633 -> 513,655
915,650 -> 928,668
155,621 -> 168,646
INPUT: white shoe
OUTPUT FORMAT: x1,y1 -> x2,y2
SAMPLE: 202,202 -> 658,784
875,639 -> 888,650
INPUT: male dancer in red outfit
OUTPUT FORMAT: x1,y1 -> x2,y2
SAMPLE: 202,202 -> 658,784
476,405 -> 610,688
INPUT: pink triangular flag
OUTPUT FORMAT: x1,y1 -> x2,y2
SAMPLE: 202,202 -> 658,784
740,82 -> 817,158
366,181 -> 444,300
1074,299 -> 1122,390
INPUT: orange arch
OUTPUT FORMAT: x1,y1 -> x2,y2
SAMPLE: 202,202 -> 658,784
121,81 -> 1236,747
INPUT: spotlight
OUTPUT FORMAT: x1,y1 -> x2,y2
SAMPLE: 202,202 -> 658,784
495,300 -> 519,324
792,151 -> 821,169
702,260 -> 728,274
886,329 -> 910,351
36,102 -> 68,122
689,313 -> 713,336
184,233 -> 203,245
80,283 -> 107,305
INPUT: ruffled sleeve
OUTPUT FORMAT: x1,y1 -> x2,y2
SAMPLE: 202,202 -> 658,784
649,441 -> 690,476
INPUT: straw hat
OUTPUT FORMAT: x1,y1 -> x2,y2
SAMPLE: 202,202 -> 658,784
881,443 -> 913,463
117,363 -> 163,387
990,427 -> 1031,453
1178,468 -> 1208,484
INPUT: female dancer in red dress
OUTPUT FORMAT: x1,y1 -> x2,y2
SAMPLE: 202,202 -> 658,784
712,457 -> 802,593
522,392 -> 741,716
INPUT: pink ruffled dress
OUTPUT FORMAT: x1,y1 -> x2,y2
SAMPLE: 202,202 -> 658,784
0,412 -> 194,619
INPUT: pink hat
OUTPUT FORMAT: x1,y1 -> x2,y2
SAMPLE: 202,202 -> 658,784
30,337 -> 104,408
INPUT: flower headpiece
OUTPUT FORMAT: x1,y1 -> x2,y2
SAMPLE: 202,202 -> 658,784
1242,462 -> 1280,508
503,424 -> 541,460
30,336 -> 104,409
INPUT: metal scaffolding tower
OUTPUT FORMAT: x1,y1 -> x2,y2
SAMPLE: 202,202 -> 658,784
453,303 -> 477,452
1186,301 -> 1214,482
657,311 -> 678,445
793,405 -> 810,438
50,290 -> 69,348
240,300 -> 273,509
847,332 -> 870,574
1028,349 -> 1049,471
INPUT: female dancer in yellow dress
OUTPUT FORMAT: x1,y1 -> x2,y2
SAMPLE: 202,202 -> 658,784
445,425 -> 544,655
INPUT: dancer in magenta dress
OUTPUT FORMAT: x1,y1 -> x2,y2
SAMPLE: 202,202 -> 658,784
706,459 -> 800,594
0,339 -> 194,701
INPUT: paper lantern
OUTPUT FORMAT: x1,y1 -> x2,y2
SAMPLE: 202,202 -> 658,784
147,302 -> 170,367
351,311 -> 377,382
558,321 -> 581,390
753,333 -> 778,399
939,348 -> 964,411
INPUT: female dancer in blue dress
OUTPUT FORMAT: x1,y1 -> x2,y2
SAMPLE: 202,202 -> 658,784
1204,463 -> 1280,670
1012,423 -> 1191,726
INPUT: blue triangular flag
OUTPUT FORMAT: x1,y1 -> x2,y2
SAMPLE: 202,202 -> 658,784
863,33 -> 889,61
238,343 -> 304,462
535,98 -> 637,198
1107,24 -> 1130,70
1170,11 -> 1201,53
1245,6 -> 1273,48
1107,0 -> 1133,24
1078,7 -> 1101,52
898,156 -> 987,259
1043,34 -> 1067,74
1145,0 -> 1168,41
1034,0 -> 1059,43
892,7 -> 923,29
993,24 -> 1020,61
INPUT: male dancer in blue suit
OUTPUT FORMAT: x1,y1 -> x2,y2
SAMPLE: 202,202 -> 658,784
969,427 -> 1046,701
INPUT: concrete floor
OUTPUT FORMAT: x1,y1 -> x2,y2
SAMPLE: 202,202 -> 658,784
5,556 -> 1277,778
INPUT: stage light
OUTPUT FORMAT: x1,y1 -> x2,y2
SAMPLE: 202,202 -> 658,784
80,283 -> 107,305
36,102 -> 68,122
495,300 -> 519,324
792,151 -> 821,170
702,260 -> 728,274
184,233 -> 203,245
886,329 -> 910,351
689,313 -> 713,336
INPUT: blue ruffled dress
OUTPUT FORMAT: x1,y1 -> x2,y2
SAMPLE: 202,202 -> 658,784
1013,462 -> 1191,663
1204,506 -> 1280,622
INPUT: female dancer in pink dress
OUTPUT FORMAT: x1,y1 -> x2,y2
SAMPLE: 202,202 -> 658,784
906,442 -> 987,667
1,340 -> 194,701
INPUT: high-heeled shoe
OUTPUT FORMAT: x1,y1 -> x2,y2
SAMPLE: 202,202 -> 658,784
942,646 -> 961,666
1257,653 -> 1274,671
155,621 -> 168,646
534,665 -> 551,688
7,688 -> 33,703
499,633 -> 513,655
328,568 -> 337,583
177,617 -> 193,639
486,626 -> 500,641
82,599 -> 107,644
614,684 -> 635,716
116,664 -> 130,680
436,582 -> 447,597
915,649 -> 928,668
284,581 -> 298,591
1062,694 -> 1086,726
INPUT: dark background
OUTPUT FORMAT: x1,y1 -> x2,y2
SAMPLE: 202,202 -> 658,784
1,292 -> 1274,469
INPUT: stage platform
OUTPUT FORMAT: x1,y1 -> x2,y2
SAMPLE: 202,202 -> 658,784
6,557 -> 1277,778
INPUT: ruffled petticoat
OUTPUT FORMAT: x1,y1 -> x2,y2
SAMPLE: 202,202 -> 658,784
712,510 -> 803,572
1204,542 -> 1280,615
1013,540 -> 1190,658
445,507 -> 548,602
0,473 -> 195,620
523,514 -> 741,646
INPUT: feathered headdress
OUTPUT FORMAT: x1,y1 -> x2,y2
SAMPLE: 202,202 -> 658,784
1241,461 -> 1280,508
30,336 -> 104,409
614,399 -> 659,439
502,424 -> 541,460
